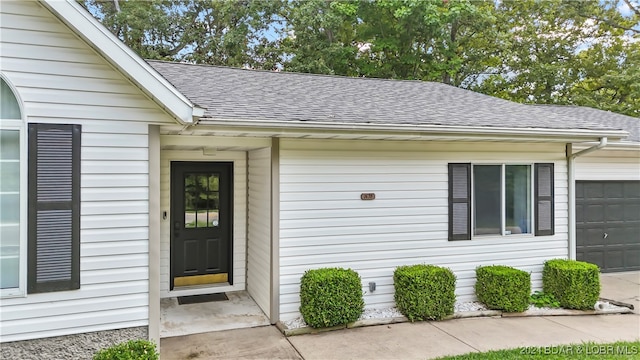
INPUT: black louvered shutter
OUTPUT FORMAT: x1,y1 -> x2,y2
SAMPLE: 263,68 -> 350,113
28,124 -> 80,293
449,163 -> 471,240
534,163 -> 554,236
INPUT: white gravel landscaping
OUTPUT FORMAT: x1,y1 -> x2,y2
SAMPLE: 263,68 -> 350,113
524,300 -> 627,314
454,301 -> 488,312
282,300 -> 630,330
283,301 -> 490,329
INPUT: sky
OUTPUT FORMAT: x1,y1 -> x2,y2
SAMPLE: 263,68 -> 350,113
617,0 -> 635,17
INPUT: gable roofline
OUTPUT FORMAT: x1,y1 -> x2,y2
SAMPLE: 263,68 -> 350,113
40,0 -> 204,124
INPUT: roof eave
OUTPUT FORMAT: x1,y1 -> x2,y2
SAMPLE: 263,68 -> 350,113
574,141 -> 640,150
41,0 -> 203,125
196,118 -> 629,142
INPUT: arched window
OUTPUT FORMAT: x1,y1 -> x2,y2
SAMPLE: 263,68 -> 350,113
1,77 -> 24,295
1,78 -> 22,119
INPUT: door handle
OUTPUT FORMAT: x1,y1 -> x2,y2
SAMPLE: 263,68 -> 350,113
174,221 -> 181,231
603,233 -> 608,239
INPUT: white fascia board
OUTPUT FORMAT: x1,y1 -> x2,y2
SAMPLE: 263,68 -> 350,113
196,118 -> 630,142
40,0 -> 204,124
572,141 -> 640,151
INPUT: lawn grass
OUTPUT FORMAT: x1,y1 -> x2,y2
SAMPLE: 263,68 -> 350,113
435,341 -> 640,359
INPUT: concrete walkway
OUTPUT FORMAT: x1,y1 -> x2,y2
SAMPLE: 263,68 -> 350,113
160,272 -> 640,359
161,326 -> 302,360
288,314 -> 639,360
600,271 -> 640,314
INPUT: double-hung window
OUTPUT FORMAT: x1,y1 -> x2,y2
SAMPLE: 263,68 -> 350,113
449,163 -> 554,240
473,164 -> 531,236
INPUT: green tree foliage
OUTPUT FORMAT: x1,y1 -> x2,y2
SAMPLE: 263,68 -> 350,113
570,22 -> 640,116
81,0 -> 639,117
470,0 -> 639,117
280,0 -> 498,84
81,0 -> 285,69
357,0 -> 498,84
472,0 -> 591,103
81,0 -> 188,60
280,0 -> 360,75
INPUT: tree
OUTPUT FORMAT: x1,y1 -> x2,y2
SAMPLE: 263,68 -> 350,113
357,0 -> 497,84
81,0 -> 639,117
469,0 -> 639,117
81,0 -> 193,60
280,0 -> 361,75
572,41 -> 640,117
184,0 -> 285,68
471,0 -> 595,103
80,0 -> 285,68
281,0 -> 498,85
570,0 -> 640,116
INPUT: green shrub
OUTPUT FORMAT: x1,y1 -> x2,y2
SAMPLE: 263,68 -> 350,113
542,259 -> 600,310
93,340 -> 158,360
529,291 -> 561,308
299,267 -> 364,328
394,264 -> 456,321
475,265 -> 530,312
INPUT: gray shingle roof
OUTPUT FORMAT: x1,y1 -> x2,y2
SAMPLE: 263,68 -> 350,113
532,105 -> 639,143
148,60 -> 636,139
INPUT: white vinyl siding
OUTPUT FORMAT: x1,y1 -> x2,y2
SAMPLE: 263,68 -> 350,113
159,150 -> 247,297
247,148 -> 272,318
575,149 -> 640,181
0,1 -> 174,342
278,139 -> 568,321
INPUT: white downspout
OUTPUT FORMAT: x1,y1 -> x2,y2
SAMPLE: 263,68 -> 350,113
567,137 -> 607,260
571,137 -> 608,158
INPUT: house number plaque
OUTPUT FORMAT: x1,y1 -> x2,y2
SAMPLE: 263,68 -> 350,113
360,193 -> 375,200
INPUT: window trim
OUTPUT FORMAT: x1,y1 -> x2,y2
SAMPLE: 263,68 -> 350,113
447,160 -> 556,241
471,163 -> 535,238
0,76 -> 27,298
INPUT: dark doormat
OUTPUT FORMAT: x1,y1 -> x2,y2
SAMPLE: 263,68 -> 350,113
178,293 -> 228,305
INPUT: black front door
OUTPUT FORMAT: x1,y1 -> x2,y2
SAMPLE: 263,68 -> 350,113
171,162 -> 233,289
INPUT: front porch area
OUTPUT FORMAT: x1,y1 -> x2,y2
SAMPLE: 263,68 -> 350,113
154,127 -> 277,339
160,291 -> 270,338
